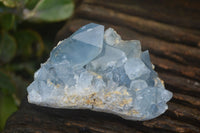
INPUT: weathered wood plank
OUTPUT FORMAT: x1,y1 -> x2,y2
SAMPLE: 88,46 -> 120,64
76,4 -> 200,47
84,0 -> 200,30
172,93 -> 200,110
143,116 -> 200,133
159,73 -> 200,97
3,98 -> 200,133
166,102 -> 200,127
151,55 -> 200,81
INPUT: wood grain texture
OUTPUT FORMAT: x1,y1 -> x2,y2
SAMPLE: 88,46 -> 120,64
3,0 -> 200,132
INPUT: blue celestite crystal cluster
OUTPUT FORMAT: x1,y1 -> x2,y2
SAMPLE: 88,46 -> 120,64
27,23 -> 173,120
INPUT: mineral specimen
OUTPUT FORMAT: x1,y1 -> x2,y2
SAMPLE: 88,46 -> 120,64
27,23 -> 173,121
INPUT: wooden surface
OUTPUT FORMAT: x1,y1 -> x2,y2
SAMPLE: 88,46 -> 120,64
3,0 -> 200,133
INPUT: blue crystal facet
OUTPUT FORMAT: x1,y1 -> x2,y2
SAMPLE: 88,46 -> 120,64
50,23 -> 104,68
27,23 -> 173,121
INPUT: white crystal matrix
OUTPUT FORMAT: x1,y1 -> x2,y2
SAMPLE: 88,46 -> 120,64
27,23 -> 172,120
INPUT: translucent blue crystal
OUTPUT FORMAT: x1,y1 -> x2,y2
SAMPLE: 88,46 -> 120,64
50,23 -> 104,68
27,23 -> 173,121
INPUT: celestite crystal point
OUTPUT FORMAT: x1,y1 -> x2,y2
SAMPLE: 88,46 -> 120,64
27,23 -> 173,121
50,23 -> 104,68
